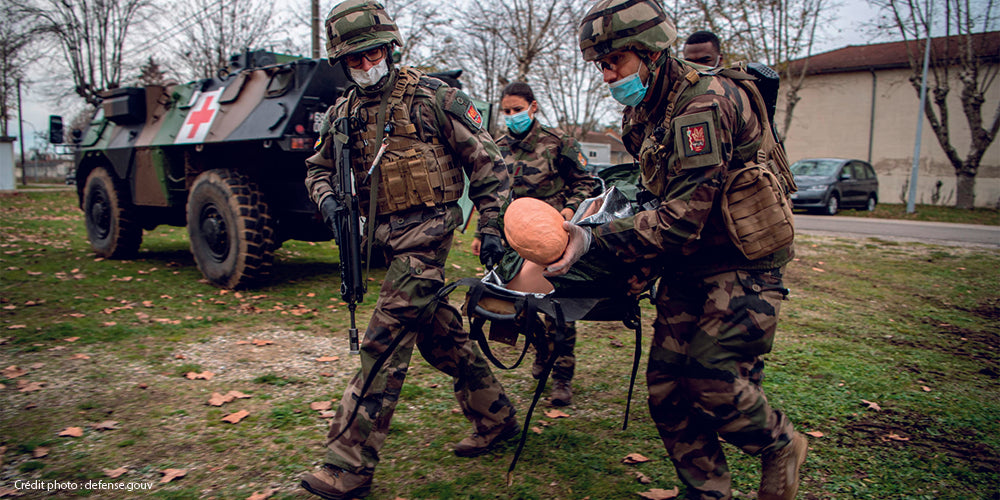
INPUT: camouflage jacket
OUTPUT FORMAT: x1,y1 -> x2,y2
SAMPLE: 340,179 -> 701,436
304,68 -> 511,237
496,121 -> 601,212
592,57 -> 793,276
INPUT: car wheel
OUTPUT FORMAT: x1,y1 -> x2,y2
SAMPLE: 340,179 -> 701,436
82,167 -> 142,258
824,194 -> 839,216
186,169 -> 275,289
866,195 -> 877,212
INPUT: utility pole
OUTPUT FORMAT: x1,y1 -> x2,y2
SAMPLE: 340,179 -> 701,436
17,78 -> 26,186
907,1 -> 933,214
312,0 -> 321,59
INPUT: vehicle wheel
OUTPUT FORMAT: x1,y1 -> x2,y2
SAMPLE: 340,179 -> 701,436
82,167 -> 142,258
186,169 -> 274,289
823,195 -> 839,216
866,195 -> 877,212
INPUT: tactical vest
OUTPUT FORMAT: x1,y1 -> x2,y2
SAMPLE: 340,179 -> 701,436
337,68 -> 465,215
640,65 -> 797,260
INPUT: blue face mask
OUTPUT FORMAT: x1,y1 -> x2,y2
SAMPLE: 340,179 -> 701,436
504,110 -> 533,135
609,71 -> 648,107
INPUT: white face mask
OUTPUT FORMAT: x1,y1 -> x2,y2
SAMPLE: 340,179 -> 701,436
349,59 -> 389,88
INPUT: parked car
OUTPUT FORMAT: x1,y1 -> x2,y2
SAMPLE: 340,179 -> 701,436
789,158 -> 879,215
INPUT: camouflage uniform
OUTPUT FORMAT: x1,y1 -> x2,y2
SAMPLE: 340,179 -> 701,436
304,66 -> 516,475
579,1 -> 799,498
497,121 -> 601,383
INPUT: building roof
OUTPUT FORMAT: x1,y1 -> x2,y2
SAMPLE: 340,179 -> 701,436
788,30 -> 999,75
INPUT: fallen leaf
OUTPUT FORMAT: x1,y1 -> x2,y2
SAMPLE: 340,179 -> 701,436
91,420 -> 119,431
185,371 -> 215,380
630,471 -> 653,484
885,432 -> 910,442
2,366 -> 27,378
637,487 -> 680,499
310,401 -> 333,411
247,489 -> 275,500
160,468 -> 187,483
227,390 -> 251,399
251,339 -> 274,346
222,410 -> 250,423
6,325 -> 26,330
59,427 -> 84,437
622,453 -> 650,464
531,427 -> 543,434
104,467 -> 128,478
544,409 -> 570,419
29,363 -> 44,370
32,447 -> 49,458
610,339 -> 624,348
208,393 -> 235,406
860,399 -> 881,411
319,411 -> 336,418
811,267 -> 825,273
921,386 -> 932,392
70,353 -> 91,360
18,381 -> 45,392
315,356 -> 340,362
805,430 -> 824,438
63,337 -> 80,342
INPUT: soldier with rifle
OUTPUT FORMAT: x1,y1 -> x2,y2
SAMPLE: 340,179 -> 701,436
301,1 -> 517,498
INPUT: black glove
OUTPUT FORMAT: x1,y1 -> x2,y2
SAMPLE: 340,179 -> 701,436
320,196 -> 341,243
479,233 -> 504,268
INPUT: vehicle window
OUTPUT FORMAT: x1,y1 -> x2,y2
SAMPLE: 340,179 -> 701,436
266,67 -> 295,98
791,159 -> 840,176
864,164 -> 876,179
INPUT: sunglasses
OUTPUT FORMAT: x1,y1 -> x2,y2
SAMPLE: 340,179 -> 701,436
344,46 -> 386,68
594,52 -> 627,72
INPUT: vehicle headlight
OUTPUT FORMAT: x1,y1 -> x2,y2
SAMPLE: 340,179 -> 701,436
806,184 -> 829,191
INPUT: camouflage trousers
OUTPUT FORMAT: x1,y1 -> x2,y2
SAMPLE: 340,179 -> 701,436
324,204 -> 516,475
533,319 -> 576,382
647,268 -> 795,500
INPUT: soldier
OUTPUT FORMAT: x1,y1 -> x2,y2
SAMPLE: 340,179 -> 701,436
301,1 -> 518,498
472,81 -> 601,406
547,1 -> 808,499
683,30 -> 724,68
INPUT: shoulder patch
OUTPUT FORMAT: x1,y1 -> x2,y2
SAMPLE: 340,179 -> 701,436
673,109 -> 722,170
445,90 -> 483,130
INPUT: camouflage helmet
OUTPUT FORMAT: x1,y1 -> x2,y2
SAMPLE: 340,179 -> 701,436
325,0 -> 403,63
578,0 -> 677,62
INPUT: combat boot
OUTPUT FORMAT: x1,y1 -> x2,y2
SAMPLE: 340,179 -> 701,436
758,432 -> 808,500
531,354 -> 544,379
453,419 -> 519,457
300,464 -> 373,500
551,379 -> 572,407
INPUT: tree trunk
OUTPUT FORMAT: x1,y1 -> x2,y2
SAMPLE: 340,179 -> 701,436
955,168 -> 976,209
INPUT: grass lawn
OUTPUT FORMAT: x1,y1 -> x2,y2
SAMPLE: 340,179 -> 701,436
1,190 -> 998,499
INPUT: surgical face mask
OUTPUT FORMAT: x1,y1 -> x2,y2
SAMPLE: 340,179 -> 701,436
504,110 -> 533,135
350,59 -> 389,88
609,71 -> 648,107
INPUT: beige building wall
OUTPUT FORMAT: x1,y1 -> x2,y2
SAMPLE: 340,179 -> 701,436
778,64 -> 1000,208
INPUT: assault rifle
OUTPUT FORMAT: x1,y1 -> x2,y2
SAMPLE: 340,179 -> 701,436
332,116 -> 365,354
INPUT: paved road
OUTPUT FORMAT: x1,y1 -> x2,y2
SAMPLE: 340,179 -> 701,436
795,214 -> 1000,248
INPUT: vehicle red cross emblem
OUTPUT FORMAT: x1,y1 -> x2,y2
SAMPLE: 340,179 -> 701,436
176,89 -> 223,144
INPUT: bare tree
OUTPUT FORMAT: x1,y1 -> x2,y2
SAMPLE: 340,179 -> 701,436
20,0 -> 153,106
0,0 -> 37,137
685,0 -> 830,141
871,0 -> 999,209
534,0 -> 617,139
169,0 -> 279,80
461,0 -> 571,82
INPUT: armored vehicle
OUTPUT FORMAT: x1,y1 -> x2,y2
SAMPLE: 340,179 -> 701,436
74,50 -> 350,288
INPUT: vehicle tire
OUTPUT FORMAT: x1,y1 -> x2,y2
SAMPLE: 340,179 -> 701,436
823,194 -> 839,216
866,195 -> 877,212
82,167 -> 142,258
186,169 -> 274,289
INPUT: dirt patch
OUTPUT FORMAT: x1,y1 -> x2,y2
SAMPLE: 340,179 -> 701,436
845,417 -> 1000,474
170,329 -> 360,385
